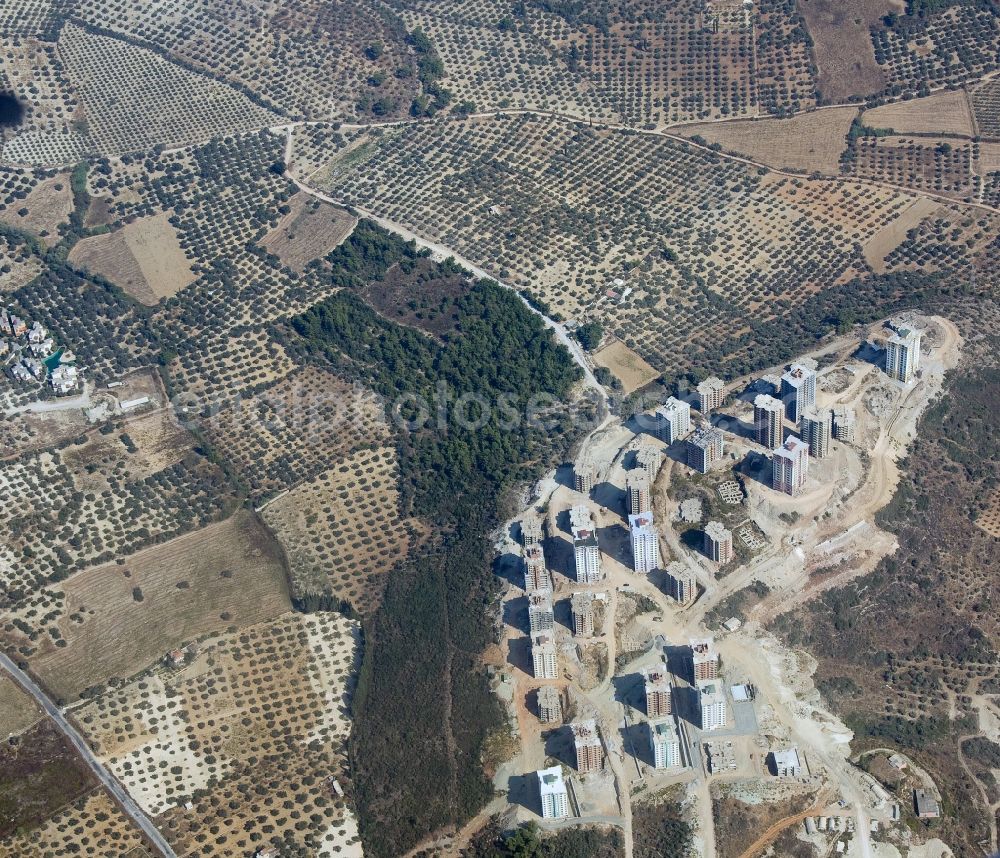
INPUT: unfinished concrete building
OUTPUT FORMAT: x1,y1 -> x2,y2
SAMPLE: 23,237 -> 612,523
703,521 -> 733,564
666,562 -> 697,605
800,408 -> 832,459
528,591 -> 555,635
574,458 -> 596,494
536,686 -> 562,724
832,407 -> 856,443
523,544 -> 551,593
753,393 -> 784,450
571,591 -> 595,636
686,427 -> 724,474
691,637 -> 719,681
697,376 -> 725,412
643,665 -> 673,718
635,446 -> 663,484
772,436 -> 810,495
572,719 -> 603,773
626,468 -> 651,515
521,516 -> 543,547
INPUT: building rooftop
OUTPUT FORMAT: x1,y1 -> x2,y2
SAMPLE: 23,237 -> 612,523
571,592 -> 594,612
697,377 -> 724,393
571,719 -> 599,741
800,407 -> 830,424
688,426 -> 723,449
660,395 -> 690,414
782,363 -> 815,386
652,719 -> 678,739
774,436 -> 808,458
537,766 -> 566,795
628,512 -> 655,532
773,747 -> 801,769
754,393 -> 783,410
569,504 -> 595,533
704,521 -> 731,542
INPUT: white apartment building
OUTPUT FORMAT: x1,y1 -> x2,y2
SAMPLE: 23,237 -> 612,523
532,633 -> 558,680
885,327 -> 922,382
772,436 -> 810,495
537,766 -> 569,819
657,396 -> 692,444
570,504 -> 603,583
629,511 -> 660,574
780,363 -> 817,422
649,718 -> 682,769
697,679 -> 728,731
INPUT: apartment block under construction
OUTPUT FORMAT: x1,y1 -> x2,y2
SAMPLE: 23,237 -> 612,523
666,562 -> 696,605
572,719 -> 603,773
536,686 -> 562,724
691,637 -> 719,681
686,427 -> 724,474
697,376 -> 725,412
574,457 -> 596,494
703,521 -> 733,564
800,408 -> 832,459
753,393 -> 784,450
571,591 -> 595,636
643,665 -> 673,718
523,544 -> 551,593
626,468 -> 651,515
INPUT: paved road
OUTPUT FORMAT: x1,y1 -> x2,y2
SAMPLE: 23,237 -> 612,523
0,653 -> 177,858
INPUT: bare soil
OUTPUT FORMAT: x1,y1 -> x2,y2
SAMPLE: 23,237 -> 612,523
69,212 -> 194,305
30,511 -> 291,701
678,107 -> 857,174
862,90 -> 976,136
0,674 -> 40,738
259,191 -> 356,273
592,340 -> 659,394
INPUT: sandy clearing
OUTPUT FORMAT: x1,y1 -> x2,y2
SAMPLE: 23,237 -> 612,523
122,211 -> 195,300
676,107 -> 858,174
861,196 -> 939,272
862,90 -> 975,137
592,339 -> 659,394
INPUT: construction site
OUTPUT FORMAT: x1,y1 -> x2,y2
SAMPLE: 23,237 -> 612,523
490,314 -> 964,858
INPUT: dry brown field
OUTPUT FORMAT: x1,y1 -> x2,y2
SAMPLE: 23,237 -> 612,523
0,175 -> 72,238
591,340 -> 660,394
862,89 -> 976,136
677,106 -> 857,173
0,675 -> 40,738
30,511 -> 291,701
0,790 -> 147,858
259,191 -> 357,273
262,444 -> 425,613
796,0 -> 895,101
68,212 -> 195,305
